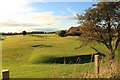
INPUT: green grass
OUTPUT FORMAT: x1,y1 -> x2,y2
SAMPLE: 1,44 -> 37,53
1,34 -> 118,78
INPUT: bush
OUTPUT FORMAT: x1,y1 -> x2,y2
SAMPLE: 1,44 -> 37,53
66,31 -> 81,36
56,30 -> 66,37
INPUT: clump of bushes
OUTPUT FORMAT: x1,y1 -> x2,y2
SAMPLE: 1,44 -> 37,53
56,30 -> 67,37
66,31 -> 81,36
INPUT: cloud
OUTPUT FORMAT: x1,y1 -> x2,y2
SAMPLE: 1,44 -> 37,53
33,28 -> 59,32
0,11 -> 76,26
58,11 -> 66,14
31,0 -> 48,3
0,0 -> 78,32
0,11 -> 76,32
66,8 -> 77,16
0,0 -> 34,22
31,0 -> 97,2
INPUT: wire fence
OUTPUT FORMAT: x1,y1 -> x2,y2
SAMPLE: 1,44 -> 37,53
1,54 -> 120,79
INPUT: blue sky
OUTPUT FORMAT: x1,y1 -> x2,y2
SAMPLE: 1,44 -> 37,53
0,0 -> 96,32
30,2 -> 95,16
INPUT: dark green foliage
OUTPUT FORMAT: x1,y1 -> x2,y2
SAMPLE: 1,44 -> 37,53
66,31 -> 81,36
56,30 -> 66,37
22,30 -> 27,36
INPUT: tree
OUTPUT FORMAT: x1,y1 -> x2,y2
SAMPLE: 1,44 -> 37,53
77,2 -> 120,61
22,30 -> 27,36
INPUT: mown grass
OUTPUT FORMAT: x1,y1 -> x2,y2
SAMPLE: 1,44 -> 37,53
1,34 -> 119,78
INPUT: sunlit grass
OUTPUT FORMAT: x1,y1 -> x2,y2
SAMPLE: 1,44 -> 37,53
2,34 -> 116,78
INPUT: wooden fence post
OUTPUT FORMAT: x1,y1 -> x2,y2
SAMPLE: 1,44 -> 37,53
64,57 -> 66,64
1,70 -> 9,80
94,55 -> 99,78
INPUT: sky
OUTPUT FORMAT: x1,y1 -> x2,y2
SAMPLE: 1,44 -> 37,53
0,0 -> 97,33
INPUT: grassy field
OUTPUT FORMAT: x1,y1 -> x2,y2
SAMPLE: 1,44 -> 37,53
1,34 -> 119,78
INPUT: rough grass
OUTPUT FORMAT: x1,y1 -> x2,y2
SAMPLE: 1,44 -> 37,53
1,34 -> 119,78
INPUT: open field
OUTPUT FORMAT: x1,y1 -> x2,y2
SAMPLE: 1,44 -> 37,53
1,34 -> 119,78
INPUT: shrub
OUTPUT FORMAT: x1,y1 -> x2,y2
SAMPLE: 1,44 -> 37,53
66,31 -> 81,36
56,30 -> 66,37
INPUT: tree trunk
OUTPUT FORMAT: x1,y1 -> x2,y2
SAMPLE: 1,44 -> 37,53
109,49 -> 115,60
108,49 -> 115,67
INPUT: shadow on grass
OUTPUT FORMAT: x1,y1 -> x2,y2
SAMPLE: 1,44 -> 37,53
32,44 -> 53,48
91,47 -> 106,58
35,53 -> 105,64
31,46 -> 106,64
